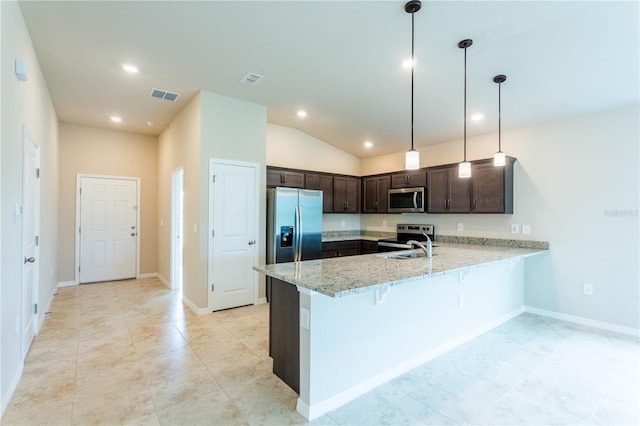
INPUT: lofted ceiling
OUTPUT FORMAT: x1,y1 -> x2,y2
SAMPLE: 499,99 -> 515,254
18,1 -> 639,158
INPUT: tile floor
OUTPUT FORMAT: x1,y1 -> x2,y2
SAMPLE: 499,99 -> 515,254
2,277 -> 639,425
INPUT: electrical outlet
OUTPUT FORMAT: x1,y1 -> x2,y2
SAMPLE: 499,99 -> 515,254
457,223 -> 464,232
458,293 -> 465,308
511,224 -> 520,234
583,283 -> 594,295
341,220 -> 346,228
382,220 -> 387,227
300,307 -> 310,330
522,225 -> 531,235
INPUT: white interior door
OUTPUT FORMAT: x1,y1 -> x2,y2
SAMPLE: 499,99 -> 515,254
79,177 -> 137,283
209,160 -> 258,311
22,129 -> 40,357
171,169 -> 184,291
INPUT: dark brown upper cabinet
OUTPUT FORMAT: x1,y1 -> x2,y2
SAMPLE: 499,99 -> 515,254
362,175 -> 391,213
470,157 -> 515,213
266,167 -> 305,188
390,170 -> 427,189
333,176 -> 361,213
305,172 -> 334,213
427,166 -> 471,213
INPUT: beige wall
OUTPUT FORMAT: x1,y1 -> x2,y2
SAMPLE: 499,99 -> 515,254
267,124 -> 360,175
157,93 -> 202,304
1,0 -> 59,413
57,123 -> 158,282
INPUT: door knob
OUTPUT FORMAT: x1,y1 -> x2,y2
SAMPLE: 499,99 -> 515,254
24,257 -> 35,264
248,240 -> 256,245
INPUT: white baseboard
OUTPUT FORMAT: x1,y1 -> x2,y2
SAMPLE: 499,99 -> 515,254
1,359 -> 24,418
525,306 -> 640,338
56,280 -> 77,288
256,297 -> 267,305
299,306 -> 525,421
138,272 -> 157,279
182,295 -> 210,316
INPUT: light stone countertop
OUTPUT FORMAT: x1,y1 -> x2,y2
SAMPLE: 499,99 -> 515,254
254,243 -> 547,298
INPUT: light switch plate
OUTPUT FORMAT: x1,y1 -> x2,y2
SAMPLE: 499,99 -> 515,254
457,223 -> 464,232
300,307 -> 310,330
522,225 -> 531,235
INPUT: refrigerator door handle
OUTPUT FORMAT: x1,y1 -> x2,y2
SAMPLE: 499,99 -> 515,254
298,204 -> 304,261
295,205 -> 301,261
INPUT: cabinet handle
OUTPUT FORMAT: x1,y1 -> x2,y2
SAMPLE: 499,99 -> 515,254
282,173 -> 286,184
472,198 -> 477,210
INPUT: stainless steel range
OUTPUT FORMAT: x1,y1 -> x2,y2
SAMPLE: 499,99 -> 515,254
378,224 -> 435,252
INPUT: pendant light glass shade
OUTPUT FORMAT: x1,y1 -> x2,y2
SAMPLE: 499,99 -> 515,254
493,74 -> 507,167
458,39 -> 473,178
404,0 -> 421,170
458,161 -> 471,178
406,149 -> 420,170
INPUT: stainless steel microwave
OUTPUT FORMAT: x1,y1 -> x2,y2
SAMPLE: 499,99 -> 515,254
388,187 -> 425,213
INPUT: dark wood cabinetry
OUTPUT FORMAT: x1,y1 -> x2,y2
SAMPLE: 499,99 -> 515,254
305,173 -> 334,213
362,175 -> 390,213
427,166 -> 471,213
428,157 -> 515,214
360,240 -> 379,254
322,240 -> 362,258
268,277 -> 299,393
470,158 -> 515,213
266,167 -> 305,188
333,176 -> 361,213
390,170 -> 427,188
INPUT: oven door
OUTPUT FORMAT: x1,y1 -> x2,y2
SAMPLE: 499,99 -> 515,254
388,187 -> 425,213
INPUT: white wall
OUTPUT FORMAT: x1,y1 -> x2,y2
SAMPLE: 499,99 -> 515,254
267,124 -> 360,176
360,105 -> 640,329
1,0 -> 59,415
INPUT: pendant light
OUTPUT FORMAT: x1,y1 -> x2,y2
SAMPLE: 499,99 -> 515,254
458,39 -> 472,178
404,0 -> 421,170
493,74 -> 507,166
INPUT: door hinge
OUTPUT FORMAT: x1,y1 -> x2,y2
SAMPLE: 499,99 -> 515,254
34,303 -> 38,314
79,266 -> 81,272
211,229 -> 214,238
212,175 -> 216,183
78,227 -> 81,234
79,187 -> 82,194
211,284 -> 214,292
36,168 -> 40,178
34,235 -> 39,246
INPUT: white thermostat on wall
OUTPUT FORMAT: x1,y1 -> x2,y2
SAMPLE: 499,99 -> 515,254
15,59 -> 28,81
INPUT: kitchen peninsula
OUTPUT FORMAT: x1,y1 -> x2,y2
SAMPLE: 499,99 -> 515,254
254,241 -> 548,421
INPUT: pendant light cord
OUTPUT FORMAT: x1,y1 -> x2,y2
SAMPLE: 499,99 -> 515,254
463,45 -> 467,162
410,9 -> 415,151
498,81 -> 502,152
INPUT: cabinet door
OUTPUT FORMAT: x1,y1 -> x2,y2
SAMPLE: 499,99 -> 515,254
333,176 -> 361,213
427,169 -> 449,213
363,176 -> 390,213
471,163 -> 504,213
449,170 -> 471,213
306,173 -> 334,213
266,167 -> 304,188
391,170 -> 426,188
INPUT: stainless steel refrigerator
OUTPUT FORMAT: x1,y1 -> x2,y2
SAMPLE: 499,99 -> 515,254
267,187 -> 323,264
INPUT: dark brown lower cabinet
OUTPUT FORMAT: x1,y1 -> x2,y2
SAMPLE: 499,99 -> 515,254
268,277 -> 299,393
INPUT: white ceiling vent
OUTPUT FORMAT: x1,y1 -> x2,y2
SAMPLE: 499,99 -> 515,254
150,88 -> 180,102
239,72 -> 264,86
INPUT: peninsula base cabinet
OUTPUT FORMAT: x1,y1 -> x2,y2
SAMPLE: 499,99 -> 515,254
268,277 -> 300,393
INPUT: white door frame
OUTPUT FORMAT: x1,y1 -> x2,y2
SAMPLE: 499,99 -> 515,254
171,167 -> 184,291
208,158 -> 260,311
74,174 -> 141,285
22,126 -> 40,352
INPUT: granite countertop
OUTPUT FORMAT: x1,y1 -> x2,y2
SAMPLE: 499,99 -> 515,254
254,243 -> 547,298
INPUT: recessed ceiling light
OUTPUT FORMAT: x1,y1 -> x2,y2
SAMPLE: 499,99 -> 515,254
122,64 -> 139,73
110,116 -> 122,123
297,110 -> 308,118
364,141 -> 373,148
471,113 -> 485,121
146,121 -> 156,127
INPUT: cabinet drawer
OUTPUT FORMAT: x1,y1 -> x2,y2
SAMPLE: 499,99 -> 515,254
337,240 -> 360,250
322,242 -> 338,251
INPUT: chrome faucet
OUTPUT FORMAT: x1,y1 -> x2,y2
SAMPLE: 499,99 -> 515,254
407,232 -> 432,259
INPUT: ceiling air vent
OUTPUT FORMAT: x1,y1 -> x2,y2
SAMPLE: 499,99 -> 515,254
239,72 -> 264,86
150,88 -> 180,102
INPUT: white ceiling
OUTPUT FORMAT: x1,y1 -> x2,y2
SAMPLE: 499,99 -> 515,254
18,1 -> 639,158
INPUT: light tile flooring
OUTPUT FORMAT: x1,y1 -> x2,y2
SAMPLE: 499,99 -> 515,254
3,277 -> 639,425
